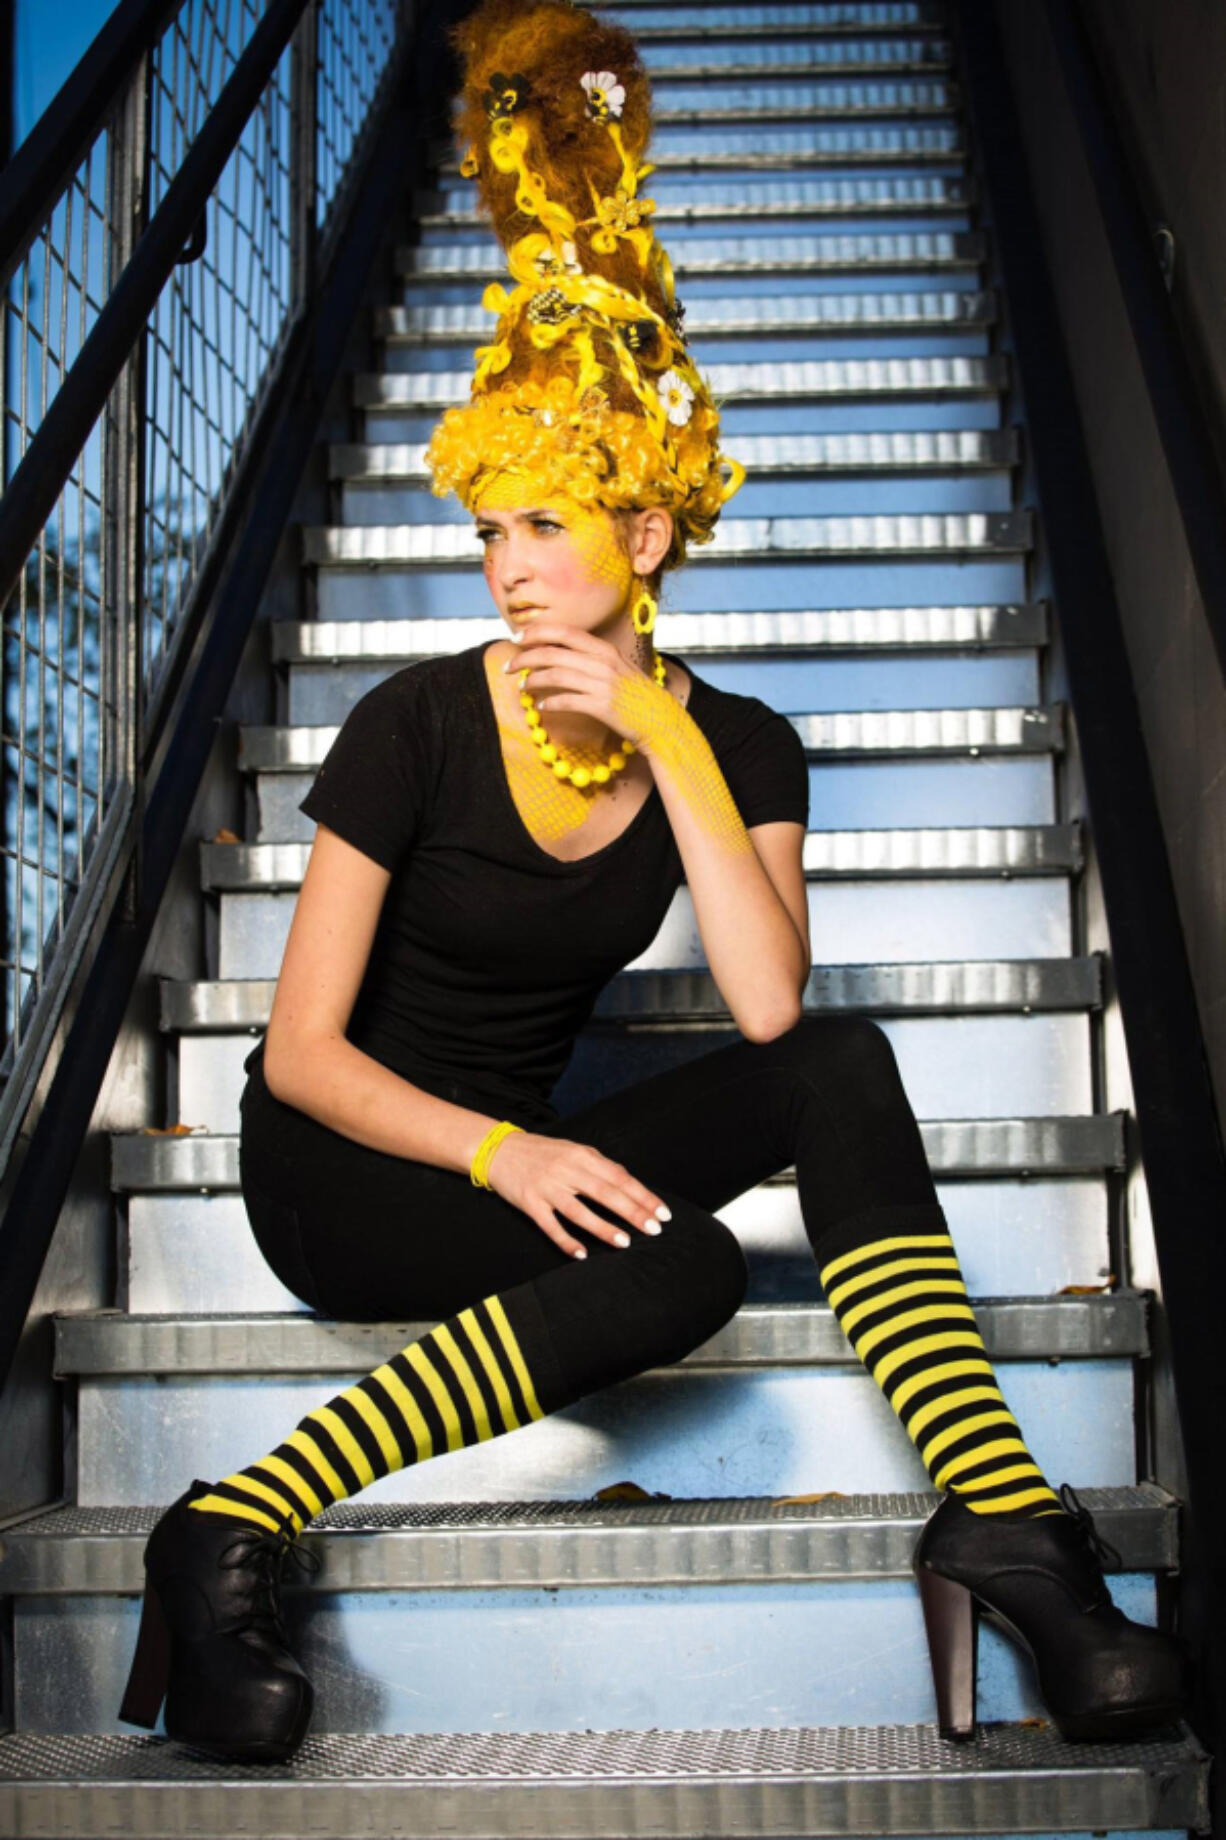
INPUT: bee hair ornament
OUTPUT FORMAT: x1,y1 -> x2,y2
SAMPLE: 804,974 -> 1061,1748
423,0 -> 745,568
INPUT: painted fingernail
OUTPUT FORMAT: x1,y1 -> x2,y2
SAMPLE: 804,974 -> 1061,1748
655,1204 -> 672,1221
614,1232 -> 631,1248
572,1246 -> 587,1260
643,1219 -> 662,1235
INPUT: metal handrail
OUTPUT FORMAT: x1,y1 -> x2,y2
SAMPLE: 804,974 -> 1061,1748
0,0 -> 422,1395
0,0 -> 311,629
955,0 -> 1226,1804
0,0 -> 182,287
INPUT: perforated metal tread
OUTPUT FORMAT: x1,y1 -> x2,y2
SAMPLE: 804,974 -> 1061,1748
0,1724 -> 1208,1838
271,605 -> 1047,662
649,78 -> 958,120
356,359 -> 1005,410
579,0 -> 945,19
0,1486 -> 1179,1595
439,125 -> 964,174
636,40 -> 953,76
201,826 -> 1076,896
241,707 -> 1059,775
54,1295 -> 1146,1376
303,514 -> 1030,567
375,291 -> 994,344
162,961 -> 1099,1037
333,432 -> 1016,482
421,174 -> 969,226
400,230 -> 981,281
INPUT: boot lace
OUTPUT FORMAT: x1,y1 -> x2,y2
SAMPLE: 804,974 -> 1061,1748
1057,1481 -> 1122,1572
219,1529 -> 321,1638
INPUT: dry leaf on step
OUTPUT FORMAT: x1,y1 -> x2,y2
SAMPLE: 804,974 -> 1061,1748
1017,1717 -> 1049,1729
772,1491 -> 849,1506
1057,1279 -> 1116,1294
212,827 -> 241,843
140,1123 -> 206,1135
593,1481 -> 673,1503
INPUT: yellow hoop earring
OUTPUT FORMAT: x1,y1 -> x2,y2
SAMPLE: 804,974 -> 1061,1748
631,579 -> 658,636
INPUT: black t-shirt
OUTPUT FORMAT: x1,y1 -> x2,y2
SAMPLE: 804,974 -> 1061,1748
295,639 -> 809,1124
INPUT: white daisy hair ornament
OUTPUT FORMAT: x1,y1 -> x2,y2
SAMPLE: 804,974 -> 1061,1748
424,0 -> 746,579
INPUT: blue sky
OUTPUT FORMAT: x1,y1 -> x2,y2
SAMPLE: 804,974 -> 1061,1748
13,0 -> 122,148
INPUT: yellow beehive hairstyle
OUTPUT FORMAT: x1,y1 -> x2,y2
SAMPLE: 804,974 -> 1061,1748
423,0 -> 745,566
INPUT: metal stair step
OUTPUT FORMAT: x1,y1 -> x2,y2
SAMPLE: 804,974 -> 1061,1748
161,961 -> 1100,1036
241,707 -> 1060,778
578,1 -> 947,22
107,1116 -> 1126,1192
302,515 -> 1031,570
356,358 -> 1004,413
399,230 -> 981,282
375,291 -> 996,345
440,124 -> 965,174
123,1177 -> 1113,1317
0,1486 -> 1176,1595
55,1295 -> 1147,1375
644,78 -> 958,121
597,4 -> 948,40
0,1723 -> 1207,1838
334,433 -> 1014,487
271,605 -> 1047,662
420,175 -> 969,228
201,825 -> 1078,895
635,39 -> 952,75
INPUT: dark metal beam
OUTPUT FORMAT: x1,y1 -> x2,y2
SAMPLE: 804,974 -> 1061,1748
954,1 -> 1226,1813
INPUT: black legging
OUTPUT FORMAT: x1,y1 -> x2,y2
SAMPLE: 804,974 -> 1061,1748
238,1015 -> 948,1403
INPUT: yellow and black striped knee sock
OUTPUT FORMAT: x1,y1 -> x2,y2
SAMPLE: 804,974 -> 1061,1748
187,1292 -> 557,1536
818,1229 -> 1063,1518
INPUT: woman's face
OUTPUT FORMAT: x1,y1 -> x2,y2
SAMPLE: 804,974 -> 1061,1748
473,476 -> 636,636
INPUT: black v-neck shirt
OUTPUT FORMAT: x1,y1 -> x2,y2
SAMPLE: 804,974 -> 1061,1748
295,640 -> 810,1124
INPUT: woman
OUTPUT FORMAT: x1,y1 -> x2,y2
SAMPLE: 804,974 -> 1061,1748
117,0 -> 1185,1764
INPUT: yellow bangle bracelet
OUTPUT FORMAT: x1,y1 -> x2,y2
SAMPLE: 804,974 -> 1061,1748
470,1119 -> 524,1189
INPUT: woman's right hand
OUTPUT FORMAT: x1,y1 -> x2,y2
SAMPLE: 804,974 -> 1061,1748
483,1131 -> 670,1259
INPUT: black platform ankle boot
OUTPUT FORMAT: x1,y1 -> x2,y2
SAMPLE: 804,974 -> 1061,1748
118,1479 -> 319,1762
913,1483 -> 1188,1742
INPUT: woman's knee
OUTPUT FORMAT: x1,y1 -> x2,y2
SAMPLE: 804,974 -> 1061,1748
771,1013 -> 904,1098
641,1203 -> 748,1359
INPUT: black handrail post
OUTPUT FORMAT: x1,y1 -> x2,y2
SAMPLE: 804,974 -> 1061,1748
290,1 -> 319,315
103,51 -> 150,924
954,0 -> 1226,1802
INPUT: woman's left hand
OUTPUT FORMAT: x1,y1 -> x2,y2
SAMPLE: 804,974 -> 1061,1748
507,622 -> 667,754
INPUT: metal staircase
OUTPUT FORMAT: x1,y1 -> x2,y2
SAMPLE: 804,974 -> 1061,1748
0,1 -> 1213,1832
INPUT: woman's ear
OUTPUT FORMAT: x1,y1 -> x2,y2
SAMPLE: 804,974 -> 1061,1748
630,507 -> 674,578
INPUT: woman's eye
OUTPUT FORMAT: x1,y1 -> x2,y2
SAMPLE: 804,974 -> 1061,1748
532,519 -> 562,534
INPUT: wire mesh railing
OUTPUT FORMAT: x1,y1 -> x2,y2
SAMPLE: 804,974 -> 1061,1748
0,0 -> 410,1173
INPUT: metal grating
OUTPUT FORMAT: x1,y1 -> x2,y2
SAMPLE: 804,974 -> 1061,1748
0,1725 -> 1209,1838
52,1294 -> 1147,1374
302,513 -> 1031,566
401,230 -> 983,281
270,606 -> 1048,662
0,0 -> 406,1175
376,291 -> 995,342
356,357 -> 1006,409
0,1486 -> 1179,1595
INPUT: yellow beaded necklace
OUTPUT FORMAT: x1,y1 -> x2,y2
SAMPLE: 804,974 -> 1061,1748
514,649 -> 667,790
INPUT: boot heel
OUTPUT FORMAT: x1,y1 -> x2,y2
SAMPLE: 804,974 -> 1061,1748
118,1582 -> 171,1729
917,1567 -> 978,1740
